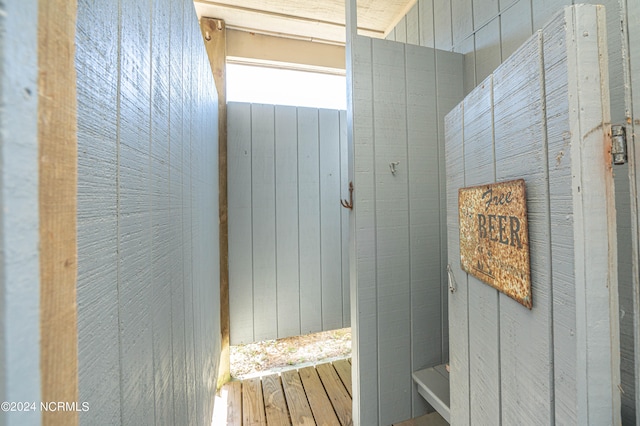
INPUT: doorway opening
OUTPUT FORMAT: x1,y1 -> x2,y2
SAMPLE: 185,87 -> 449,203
230,328 -> 351,380
225,63 -> 350,382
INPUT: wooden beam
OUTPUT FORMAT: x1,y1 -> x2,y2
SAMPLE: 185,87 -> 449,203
227,29 -> 345,73
200,16 -> 230,390
38,0 -> 79,425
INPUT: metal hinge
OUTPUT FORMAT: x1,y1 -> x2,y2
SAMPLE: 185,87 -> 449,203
612,125 -> 628,165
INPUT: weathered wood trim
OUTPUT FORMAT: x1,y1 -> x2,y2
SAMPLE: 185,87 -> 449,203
38,0 -> 79,424
200,17 -> 230,389
564,6 -> 620,424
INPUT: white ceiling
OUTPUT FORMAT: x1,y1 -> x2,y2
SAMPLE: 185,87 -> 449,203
193,0 -> 416,45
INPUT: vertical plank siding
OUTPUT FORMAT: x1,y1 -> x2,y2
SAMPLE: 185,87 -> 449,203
76,0 -> 221,424
275,106 -> 302,339
297,107 -> 323,335
388,0 -> 637,422
349,35 -> 463,424
463,79 -> 501,426
227,103 -> 350,344
228,103 -> 254,345
251,104 -> 278,342
443,6 -> 619,425
75,0 -> 120,422
406,43 -> 442,417
494,34 -> 553,425
626,0 -> 640,421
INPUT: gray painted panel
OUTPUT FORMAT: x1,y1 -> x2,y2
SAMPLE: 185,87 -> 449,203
386,28 -> 396,41
340,111 -> 351,326
388,0 -> 636,423
151,1 -> 175,423
445,103 -> 470,426
251,103 -> 278,341
446,6 -> 618,426
350,35 -> 463,424
436,49 -> 464,370
351,35 -> 380,426
320,109 -> 344,330
372,39 -> 412,425
228,102 -> 254,344
181,8 -> 196,420
541,11 -> 578,423
452,0 -> 473,46
500,0 -> 533,61
533,0 -> 572,31
628,0 -> 640,420
76,0 -> 220,422
169,0 -> 187,423
76,0 -> 121,422
396,17 -> 408,44
297,107 -> 323,334
462,79 -> 501,426
433,0 -> 453,50
419,0 -> 435,48
406,43 -> 440,418
118,2 -> 154,422
474,19 -> 501,86
228,103 -> 349,344
275,105 -> 301,339
453,36 -> 476,97
406,4 -> 420,45
473,0 -> 498,30
493,33 -> 553,425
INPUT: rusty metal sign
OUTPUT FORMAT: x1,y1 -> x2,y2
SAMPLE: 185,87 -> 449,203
458,179 -> 531,308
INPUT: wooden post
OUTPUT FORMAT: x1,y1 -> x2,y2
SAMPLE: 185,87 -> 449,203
38,0 -> 79,424
200,17 -> 230,389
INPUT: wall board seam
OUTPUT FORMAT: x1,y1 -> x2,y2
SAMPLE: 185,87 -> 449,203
538,29 -> 556,426
463,102 -> 471,426
453,0 -> 524,48
433,41 -> 446,367
403,45 -> 414,416
317,109 -> 324,329
148,0 -> 157,422
274,108 -> 279,338
489,75 -> 503,426
116,0 -> 125,423
297,107 -> 303,333
250,104 -> 255,343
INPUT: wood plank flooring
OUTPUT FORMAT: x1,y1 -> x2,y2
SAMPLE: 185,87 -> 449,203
221,359 -> 352,425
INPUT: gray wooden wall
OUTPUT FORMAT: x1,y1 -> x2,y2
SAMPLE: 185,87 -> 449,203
348,35 -> 463,424
446,6 -> 619,425
227,102 -> 350,345
0,1 -> 41,425
76,0 -> 221,425
388,0 -> 637,422
628,1 -> 640,419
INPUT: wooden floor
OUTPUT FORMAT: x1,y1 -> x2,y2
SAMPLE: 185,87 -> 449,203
220,359 -> 352,426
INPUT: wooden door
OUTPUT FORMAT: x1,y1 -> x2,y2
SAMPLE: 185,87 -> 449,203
446,5 -> 620,425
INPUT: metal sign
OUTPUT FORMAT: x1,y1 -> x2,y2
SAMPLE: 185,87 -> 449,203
458,179 -> 531,308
